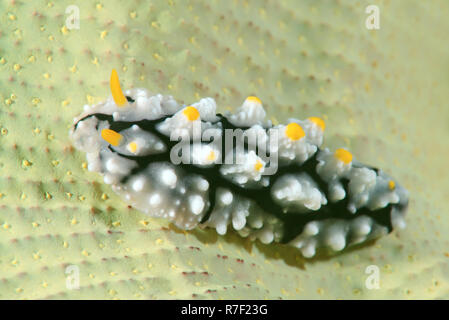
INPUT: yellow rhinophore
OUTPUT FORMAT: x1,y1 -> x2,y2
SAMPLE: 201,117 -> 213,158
334,148 -> 353,164
183,106 -> 200,121
110,69 -> 127,107
101,128 -> 123,146
307,117 -> 326,131
285,122 -> 305,141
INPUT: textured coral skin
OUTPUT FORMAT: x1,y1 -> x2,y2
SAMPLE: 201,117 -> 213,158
0,0 -> 448,299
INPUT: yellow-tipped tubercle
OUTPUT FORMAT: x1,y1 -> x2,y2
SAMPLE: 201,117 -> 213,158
246,96 -> 262,104
308,117 -> 326,131
101,129 -> 123,146
334,148 -> 353,164
110,69 -> 127,107
183,106 -> 200,121
285,122 -> 305,141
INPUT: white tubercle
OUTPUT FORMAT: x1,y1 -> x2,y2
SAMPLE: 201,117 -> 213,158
271,173 -> 327,212
228,96 -> 266,127
191,97 -> 219,122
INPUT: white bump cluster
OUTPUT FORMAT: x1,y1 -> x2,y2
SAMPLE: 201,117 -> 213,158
271,173 -> 327,212
228,97 -> 267,127
274,124 -> 318,164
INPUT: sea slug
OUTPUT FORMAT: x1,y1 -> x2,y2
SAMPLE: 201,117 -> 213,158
70,70 -> 409,258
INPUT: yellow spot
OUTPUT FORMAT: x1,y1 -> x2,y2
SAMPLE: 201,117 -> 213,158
71,218 -> 78,225
13,64 -> 21,71
3,223 -> 11,229
82,250 -> 90,257
334,148 -> 353,164
254,160 -> 263,171
388,180 -> 396,190
183,106 -> 200,121
101,193 -> 108,200
308,117 -> 326,131
110,69 -> 127,107
22,160 -> 32,167
139,220 -> 149,226
112,221 -> 121,227
285,123 -> 305,141
129,11 -> 137,19
100,30 -> 108,39
245,96 -> 262,104
127,141 -> 138,153
101,129 -> 123,146
60,26 -> 69,35
207,150 -> 216,161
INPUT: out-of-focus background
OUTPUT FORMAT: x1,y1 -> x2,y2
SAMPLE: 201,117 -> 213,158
0,0 -> 448,299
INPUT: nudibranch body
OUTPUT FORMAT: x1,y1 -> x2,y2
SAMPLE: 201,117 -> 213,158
70,70 -> 408,258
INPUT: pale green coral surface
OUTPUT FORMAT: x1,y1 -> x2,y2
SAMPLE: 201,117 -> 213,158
0,0 -> 448,299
